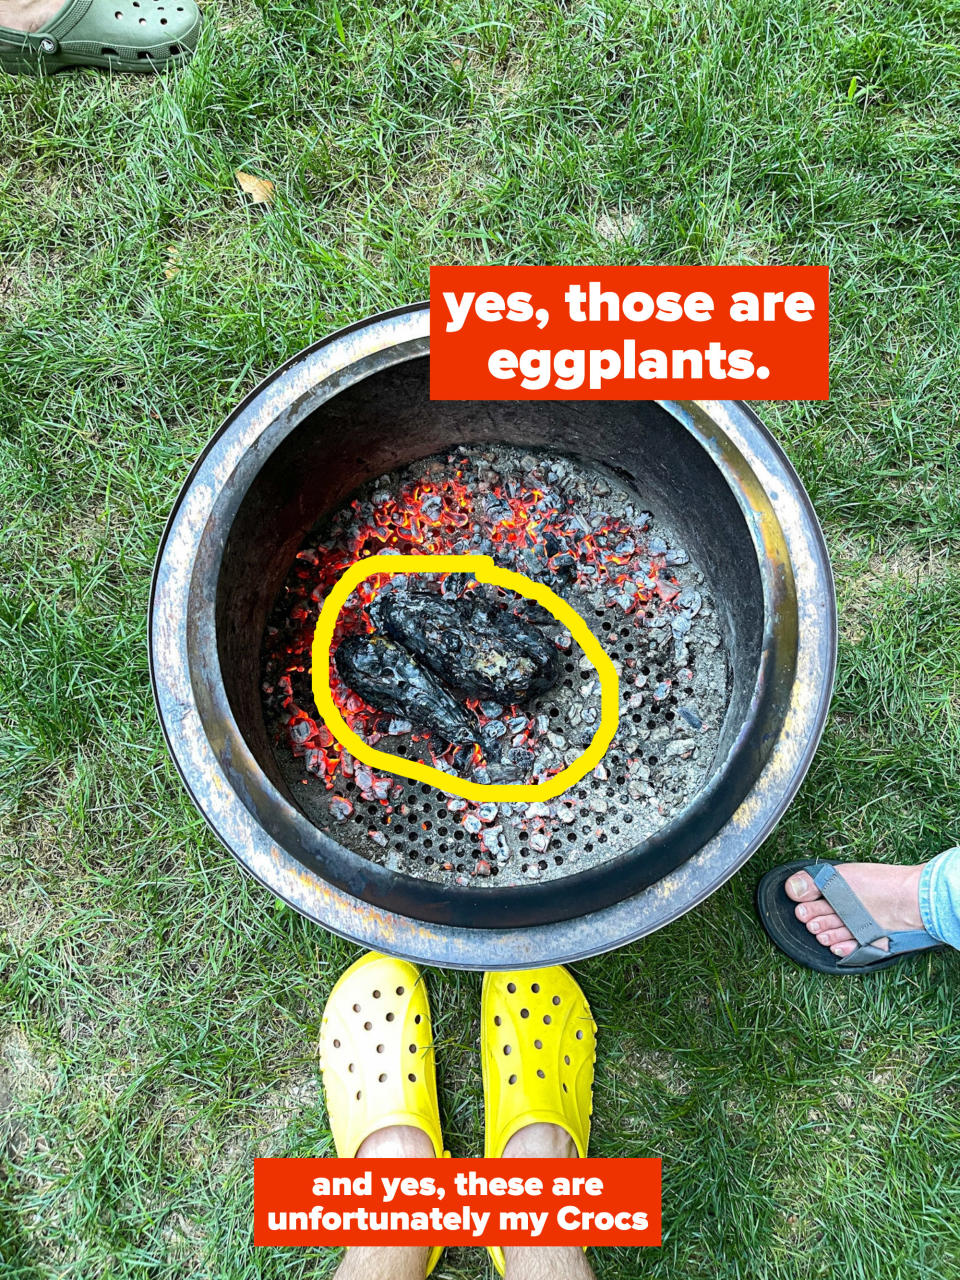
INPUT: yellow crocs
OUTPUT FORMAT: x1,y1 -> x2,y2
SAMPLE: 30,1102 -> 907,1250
481,966 -> 597,1274
319,951 -> 446,1273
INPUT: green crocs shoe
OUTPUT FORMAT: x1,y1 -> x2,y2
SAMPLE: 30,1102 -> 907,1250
0,0 -> 201,75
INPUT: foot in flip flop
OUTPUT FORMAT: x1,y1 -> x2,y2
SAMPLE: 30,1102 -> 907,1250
785,862 -> 925,959
756,858 -> 945,973
482,966 -> 597,1276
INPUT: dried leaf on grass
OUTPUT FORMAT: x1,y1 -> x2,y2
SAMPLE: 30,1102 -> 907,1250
163,245 -> 180,280
235,170 -> 275,205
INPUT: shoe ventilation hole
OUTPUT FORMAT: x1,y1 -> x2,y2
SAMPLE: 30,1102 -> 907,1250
386,1013 -> 395,1022
537,1069 -> 545,1079
408,1044 -> 417,1054
396,986 -> 405,996
408,1073 -> 417,1083
520,1008 -> 529,1019
508,1074 -> 517,1085
332,1039 -> 340,1048
531,983 -> 540,993
564,1054 -> 570,1065
372,989 -> 381,998
494,1015 -> 501,1026
348,1063 -> 355,1073
576,1030 -> 584,1039
507,982 -> 516,993
376,1044 -> 384,1053
543,1015 -> 552,1025
414,1013 -> 421,1024
534,1039 -> 542,1049
355,1090 -> 361,1101
352,1003 -> 361,1013
378,1073 -> 387,1083
552,996 -> 561,1006
503,1044 -> 512,1056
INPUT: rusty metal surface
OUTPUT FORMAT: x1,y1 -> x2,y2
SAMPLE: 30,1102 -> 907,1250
149,304 -> 836,969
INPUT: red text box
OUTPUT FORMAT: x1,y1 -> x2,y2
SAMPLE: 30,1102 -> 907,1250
430,265 -> 828,399
255,1157 -> 661,1248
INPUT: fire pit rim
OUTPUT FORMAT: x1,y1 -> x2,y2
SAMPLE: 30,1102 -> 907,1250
150,302 -> 836,968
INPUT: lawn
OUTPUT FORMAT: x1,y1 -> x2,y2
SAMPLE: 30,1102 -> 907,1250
1,0 -> 959,1276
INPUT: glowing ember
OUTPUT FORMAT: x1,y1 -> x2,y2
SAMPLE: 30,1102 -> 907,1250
261,447 -> 729,885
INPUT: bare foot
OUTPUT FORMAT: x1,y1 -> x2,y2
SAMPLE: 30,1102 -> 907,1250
785,863 -> 925,958
0,0 -> 65,33
356,1124 -> 434,1159
504,1121 -> 577,1159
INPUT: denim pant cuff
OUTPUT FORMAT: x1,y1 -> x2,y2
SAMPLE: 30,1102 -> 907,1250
918,846 -> 960,950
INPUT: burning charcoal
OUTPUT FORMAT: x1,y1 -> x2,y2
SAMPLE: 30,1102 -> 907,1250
483,825 -> 509,860
376,590 -> 558,702
677,588 -> 702,616
474,859 -> 493,877
671,614 -> 692,639
529,829 -> 551,854
478,802 -> 499,823
329,796 -> 353,821
481,700 -> 504,718
334,634 -> 479,745
462,813 -> 483,834
368,829 -> 388,847
387,718 -> 413,735
483,719 -> 507,740
665,548 -> 689,566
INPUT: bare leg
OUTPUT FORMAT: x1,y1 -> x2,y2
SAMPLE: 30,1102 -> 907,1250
0,0 -> 63,32
502,1123 -> 596,1280
332,1124 -> 432,1280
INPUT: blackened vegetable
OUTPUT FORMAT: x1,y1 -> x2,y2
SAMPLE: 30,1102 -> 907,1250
334,634 -> 479,745
375,590 -> 559,702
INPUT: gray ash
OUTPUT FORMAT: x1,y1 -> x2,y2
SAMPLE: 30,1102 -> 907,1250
261,446 -> 731,887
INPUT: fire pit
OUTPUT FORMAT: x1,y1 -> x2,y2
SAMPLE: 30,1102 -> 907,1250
150,303 -> 836,968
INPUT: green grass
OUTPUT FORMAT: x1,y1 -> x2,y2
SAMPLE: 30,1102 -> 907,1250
2,0 -> 960,1276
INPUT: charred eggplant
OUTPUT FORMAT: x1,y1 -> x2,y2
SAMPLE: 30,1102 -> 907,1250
334,634 -> 479,745
375,589 -> 559,702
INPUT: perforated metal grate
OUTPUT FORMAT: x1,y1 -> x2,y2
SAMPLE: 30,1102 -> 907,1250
264,448 -> 731,887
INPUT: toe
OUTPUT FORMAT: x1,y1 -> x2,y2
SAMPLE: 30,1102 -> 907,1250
785,871 -> 822,902
815,925 -> 855,947
806,912 -> 843,935
795,899 -> 834,924
830,940 -> 858,958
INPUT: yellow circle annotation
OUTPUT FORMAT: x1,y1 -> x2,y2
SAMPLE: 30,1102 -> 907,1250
311,555 -> 619,803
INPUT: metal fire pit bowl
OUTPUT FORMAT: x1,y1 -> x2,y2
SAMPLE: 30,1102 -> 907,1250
150,303 -> 836,969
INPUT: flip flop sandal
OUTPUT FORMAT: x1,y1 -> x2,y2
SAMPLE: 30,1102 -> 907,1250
481,966 -> 597,1275
756,859 -> 946,974
319,951 -> 447,1275
0,0 -> 200,76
